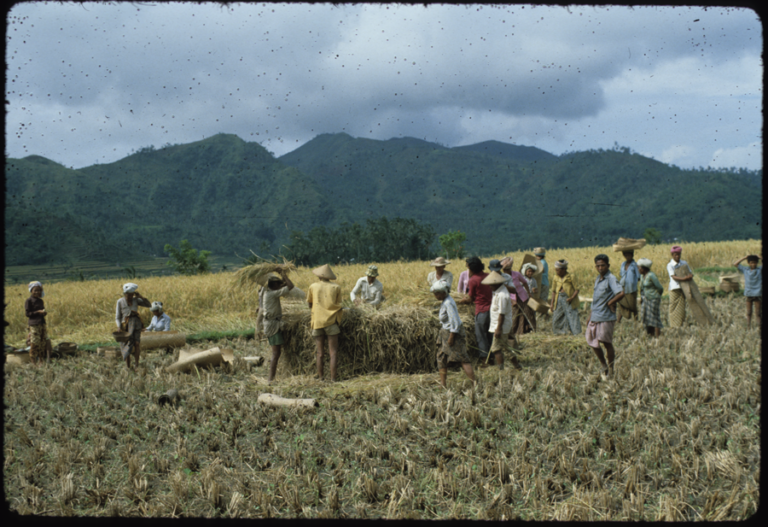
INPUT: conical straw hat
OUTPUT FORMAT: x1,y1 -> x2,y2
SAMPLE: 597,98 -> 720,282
481,271 -> 508,286
312,264 -> 337,280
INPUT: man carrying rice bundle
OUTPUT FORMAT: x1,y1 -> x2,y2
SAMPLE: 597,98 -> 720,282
307,264 -> 343,382
350,265 -> 385,308
256,269 -> 295,383
25,281 -> 52,366
431,280 -> 476,387
617,250 -> 640,323
115,283 -> 152,370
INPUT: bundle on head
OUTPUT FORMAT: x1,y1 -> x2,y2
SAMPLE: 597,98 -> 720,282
231,258 -> 297,290
280,304 -> 478,379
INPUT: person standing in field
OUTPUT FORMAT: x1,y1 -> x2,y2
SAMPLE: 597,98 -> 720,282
637,258 -> 663,337
534,247 -> 550,309
431,280 -> 476,387
25,281 -> 52,366
522,263 -> 539,298
586,255 -> 625,378
667,245 -> 693,328
498,256 -> 536,337
256,270 -> 295,383
307,264 -> 344,382
550,260 -> 582,335
483,271 -> 523,371
144,302 -> 172,332
427,257 -> 454,292
732,253 -> 762,328
617,250 -> 640,322
457,256 -> 493,361
456,256 -> 475,294
350,265 -> 385,308
115,283 -> 152,370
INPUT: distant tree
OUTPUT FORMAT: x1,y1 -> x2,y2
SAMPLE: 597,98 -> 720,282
439,230 -> 467,260
643,228 -> 662,245
164,239 -> 211,275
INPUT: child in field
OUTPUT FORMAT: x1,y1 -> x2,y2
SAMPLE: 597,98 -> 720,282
550,260 -> 581,335
586,254 -> 625,378
307,264 -> 343,382
115,283 -> 152,370
431,279 -> 476,387
256,269 -> 295,383
25,281 -> 52,365
482,271 -> 523,370
732,254 -> 762,328
145,302 -> 172,331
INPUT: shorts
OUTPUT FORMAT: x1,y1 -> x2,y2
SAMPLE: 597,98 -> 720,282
268,331 -> 285,346
585,320 -> 616,348
746,296 -> 762,303
489,333 -> 509,353
312,323 -> 341,337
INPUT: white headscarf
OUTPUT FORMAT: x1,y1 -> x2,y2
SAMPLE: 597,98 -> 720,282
28,281 -> 45,297
430,280 -> 450,294
522,263 -> 538,275
123,282 -> 139,294
637,258 -> 653,269
554,259 -> 569,269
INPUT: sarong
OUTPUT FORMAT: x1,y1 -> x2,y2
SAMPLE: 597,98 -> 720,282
617,291 -> 638,320
27,324 -> 51,360
120,316 -> 143,360
511,301 -> 536,335
585,320 -> 616,347
669,289 -> 686,328
437,328 -> 472,369
552,292 -> 582,335
641,295 -> 663,329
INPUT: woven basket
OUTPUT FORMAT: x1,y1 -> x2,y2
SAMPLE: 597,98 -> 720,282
528,297 -> 550,314
112,331 -> 130,343
718,274 -> 743,284
98,346 -> 121,359
699,286 -> 716,295
612,237 -> 647,252
719,282 -> 740,293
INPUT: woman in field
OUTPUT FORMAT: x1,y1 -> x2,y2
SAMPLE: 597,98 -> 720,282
550,260 -> 582,335
115,283 -> 152,370
145,302 -> 171,332
25,281 -> 52,365
732,253 -> 762,328
431,280 -> 475,387
637,258 -> 663,337
498,257 -> 536,336
427,257 -> 454,292
522,263 -> 539,298
667,246 -> 693,328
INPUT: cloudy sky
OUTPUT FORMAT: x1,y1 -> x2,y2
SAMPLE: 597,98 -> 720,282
5,2 -> 762,170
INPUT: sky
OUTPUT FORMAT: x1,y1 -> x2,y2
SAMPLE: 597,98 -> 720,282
5,2 -> 763,171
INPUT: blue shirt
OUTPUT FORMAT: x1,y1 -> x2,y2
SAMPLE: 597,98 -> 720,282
620,260 -> 640,294
737,265 -> 762,297
591,272 -> 624,322
539,259 -> 549,287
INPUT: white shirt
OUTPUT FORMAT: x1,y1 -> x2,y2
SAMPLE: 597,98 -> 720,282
350,277 -> 384,306
427,270 -> 454,292
667,259 -> 692,291
146,313 -> 172,332
489,286 -> 514,334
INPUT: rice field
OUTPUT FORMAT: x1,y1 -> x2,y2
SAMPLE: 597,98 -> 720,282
3,239 -> 761,519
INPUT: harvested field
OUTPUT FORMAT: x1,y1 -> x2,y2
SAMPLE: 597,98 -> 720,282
4,294 -> 759,519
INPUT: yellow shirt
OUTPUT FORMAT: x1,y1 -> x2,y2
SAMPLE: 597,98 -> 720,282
551,273 -> 580,310
306,280 -> 344,330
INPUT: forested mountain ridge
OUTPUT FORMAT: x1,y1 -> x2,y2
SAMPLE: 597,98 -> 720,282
5,132 -> 761,266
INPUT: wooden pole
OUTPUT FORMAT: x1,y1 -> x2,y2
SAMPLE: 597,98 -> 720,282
257,393 -> 318,408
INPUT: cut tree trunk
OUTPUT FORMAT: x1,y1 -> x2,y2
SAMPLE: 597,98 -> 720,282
166,347 -> 224,373
141,331 -> 187,350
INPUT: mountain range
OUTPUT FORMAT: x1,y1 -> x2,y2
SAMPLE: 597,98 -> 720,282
4,132 -> 761,266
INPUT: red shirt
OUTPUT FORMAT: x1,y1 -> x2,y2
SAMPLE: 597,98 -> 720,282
467,272 -> 492,315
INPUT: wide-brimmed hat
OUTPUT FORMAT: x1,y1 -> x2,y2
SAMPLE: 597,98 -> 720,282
612,237 -> 647,252
312,264 -> 337,280
488,259 -> 503,272
366,265 -> 379,277
150,301 -> 164,312
481,271 -> 508,286
430,257 -> 451,267
123,282 -> 139,294
534,247 -> 546,256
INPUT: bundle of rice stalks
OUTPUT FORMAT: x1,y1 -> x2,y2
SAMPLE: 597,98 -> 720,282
231,258 -> 298,290
280,305 -> 478,379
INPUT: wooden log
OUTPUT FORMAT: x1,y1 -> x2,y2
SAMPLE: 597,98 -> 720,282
141,331 -> 187,350
166,347 -> 224,373
676,264 -> 715,326
157,388 -> 180,406
257,393 -> 318,408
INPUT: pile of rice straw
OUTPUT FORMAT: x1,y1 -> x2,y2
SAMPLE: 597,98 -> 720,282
280,304 -> 478,379
231,259 -> 297,290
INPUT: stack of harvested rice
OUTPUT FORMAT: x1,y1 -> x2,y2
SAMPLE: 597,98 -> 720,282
232,259 -> 298,289
280,304 -> 478,379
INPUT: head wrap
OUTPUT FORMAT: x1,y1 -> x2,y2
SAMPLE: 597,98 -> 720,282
554,259 -> 568,269
366,265 -> 379,277
150,301 -> 164,312
594,254 -> 610,264
637,258 -> 653,269
500,256 -> 513,270
123,283 -> 139,294
670,245 -> 683,254
28,281 -> 45,297
522,263 -> 538,274
430,280 -> 450,294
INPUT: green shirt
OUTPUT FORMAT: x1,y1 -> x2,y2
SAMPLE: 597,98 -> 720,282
640,272 -> 663,301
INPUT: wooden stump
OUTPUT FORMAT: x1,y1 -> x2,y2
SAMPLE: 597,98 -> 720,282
141,331 -> 187,350
166,347 -> 224,373
257,393 -> 318,408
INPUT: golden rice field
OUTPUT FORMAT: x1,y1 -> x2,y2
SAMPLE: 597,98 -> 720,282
3,239 -> 761,347
3,239 -> 760,519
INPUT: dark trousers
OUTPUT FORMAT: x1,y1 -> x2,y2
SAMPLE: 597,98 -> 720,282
474,310 -> 492,358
